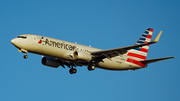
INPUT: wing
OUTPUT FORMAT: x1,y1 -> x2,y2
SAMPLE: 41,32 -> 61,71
91,31 -> 162,58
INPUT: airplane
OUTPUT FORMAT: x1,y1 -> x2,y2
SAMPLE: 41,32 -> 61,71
11,28 -> 174,74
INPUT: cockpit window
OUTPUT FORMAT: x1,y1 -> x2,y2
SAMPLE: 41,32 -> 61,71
17,36 -> 27,39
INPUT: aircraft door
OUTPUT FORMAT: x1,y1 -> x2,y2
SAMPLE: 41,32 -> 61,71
33,36 -> 37,44
32,36 -> 42,51
33,36 -> 41,44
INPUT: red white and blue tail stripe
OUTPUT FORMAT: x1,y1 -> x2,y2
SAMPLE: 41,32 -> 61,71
126,28 -> 153,67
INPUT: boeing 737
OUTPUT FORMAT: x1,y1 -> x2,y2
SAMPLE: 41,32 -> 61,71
11,28 -> 174,74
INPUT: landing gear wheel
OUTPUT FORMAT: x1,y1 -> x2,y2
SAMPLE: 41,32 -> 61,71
88,65 -> 95,71
23,55 -> 28,59
69,68 -> 77,74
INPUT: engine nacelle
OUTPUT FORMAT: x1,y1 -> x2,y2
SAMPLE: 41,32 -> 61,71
73,51 -> 92,62
41,57 -> 61,68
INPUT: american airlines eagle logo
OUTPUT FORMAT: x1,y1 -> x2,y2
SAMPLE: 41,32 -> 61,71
38,37 -> 44,44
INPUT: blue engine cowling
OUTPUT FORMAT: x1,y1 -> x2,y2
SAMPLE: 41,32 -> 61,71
41,57 -> 61,68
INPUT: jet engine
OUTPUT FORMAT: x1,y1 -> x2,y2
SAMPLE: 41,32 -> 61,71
41,57 -> 61,68
73,51 -> 92,62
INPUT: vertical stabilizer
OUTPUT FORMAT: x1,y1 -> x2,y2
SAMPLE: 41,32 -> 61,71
126,28 -> 153,67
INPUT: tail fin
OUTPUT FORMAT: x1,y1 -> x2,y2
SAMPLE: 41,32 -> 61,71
126,28 -> 153,61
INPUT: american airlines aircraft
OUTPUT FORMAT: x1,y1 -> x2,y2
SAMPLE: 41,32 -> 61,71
11,28 -> 174,74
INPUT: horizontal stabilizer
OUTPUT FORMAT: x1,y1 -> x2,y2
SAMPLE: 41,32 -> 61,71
140,57 -> 175,64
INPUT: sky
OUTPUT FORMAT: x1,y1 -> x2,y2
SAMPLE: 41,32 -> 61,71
0,0 -> 180,101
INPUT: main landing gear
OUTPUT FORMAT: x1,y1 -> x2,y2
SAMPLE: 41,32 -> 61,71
88,65 -> 95,71
69,68 -> 77,74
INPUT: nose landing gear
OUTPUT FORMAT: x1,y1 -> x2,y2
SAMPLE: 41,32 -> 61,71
23,54 -> 28,59
18,48 -> 28,59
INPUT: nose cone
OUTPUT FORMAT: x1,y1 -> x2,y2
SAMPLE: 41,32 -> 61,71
11,39 -> 15,44
11,38 -> 19,46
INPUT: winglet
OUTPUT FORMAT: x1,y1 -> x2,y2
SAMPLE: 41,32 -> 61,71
152,31 -> 162,43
